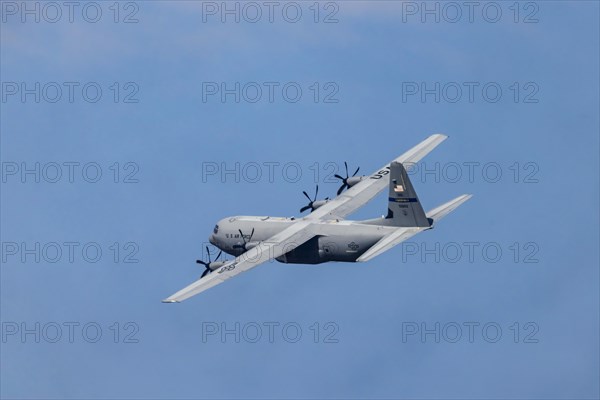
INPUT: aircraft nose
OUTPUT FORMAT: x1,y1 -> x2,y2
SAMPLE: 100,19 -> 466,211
209,234 -> 216,246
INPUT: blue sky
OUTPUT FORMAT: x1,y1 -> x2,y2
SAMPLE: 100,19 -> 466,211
1,1 -> 599,399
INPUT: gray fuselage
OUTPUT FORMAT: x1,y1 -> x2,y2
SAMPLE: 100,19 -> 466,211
208,216 -> 399,264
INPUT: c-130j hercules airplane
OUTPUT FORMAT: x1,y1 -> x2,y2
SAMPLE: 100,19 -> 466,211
163,134 -> 472,303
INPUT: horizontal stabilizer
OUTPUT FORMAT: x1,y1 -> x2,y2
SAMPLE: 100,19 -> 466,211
426,194 -> 473,224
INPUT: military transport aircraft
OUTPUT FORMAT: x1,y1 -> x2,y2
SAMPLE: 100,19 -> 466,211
163,134 -> 472,302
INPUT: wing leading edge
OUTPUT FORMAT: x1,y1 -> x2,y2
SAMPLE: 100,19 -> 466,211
162,221 -> 318,302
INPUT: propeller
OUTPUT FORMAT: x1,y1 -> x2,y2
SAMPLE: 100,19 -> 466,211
232,228 -> 255,251
196,246 -> 223,278
300,185 -> 329,213
335,162 -> 361,195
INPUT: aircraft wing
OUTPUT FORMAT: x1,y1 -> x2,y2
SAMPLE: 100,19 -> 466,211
306,134 -> 448,222
162,221 -> 317,303
355,227 -> 425,262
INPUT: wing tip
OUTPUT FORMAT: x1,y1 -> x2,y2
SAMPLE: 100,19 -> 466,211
429,133 -> 448,141
162,299 -> 180,304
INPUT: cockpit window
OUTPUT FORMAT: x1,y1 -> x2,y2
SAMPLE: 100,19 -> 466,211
213,225 -> 219,234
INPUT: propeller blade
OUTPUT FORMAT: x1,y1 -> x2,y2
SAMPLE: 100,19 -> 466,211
300,205 -> 311,213
302,191 -> 312,202
337,183 -> 348,196
314,185 -> 319,200
206,246 -> 211,263
216,250 -> 222,260
352,166 -> 360,177
201,268 -> 210,278
334,174 -> 344,180
196,259 -> 208,266
344,161 -> 348,177
235,228 -> 255,249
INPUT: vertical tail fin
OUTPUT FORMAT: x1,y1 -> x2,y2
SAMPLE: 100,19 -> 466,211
386,162 -> 431,227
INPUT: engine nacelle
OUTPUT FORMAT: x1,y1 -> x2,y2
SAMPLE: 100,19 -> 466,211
230,242 -> 259,256
311,199 -> 329,210
346,176 -> 363,187
208,261 -> 226,271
